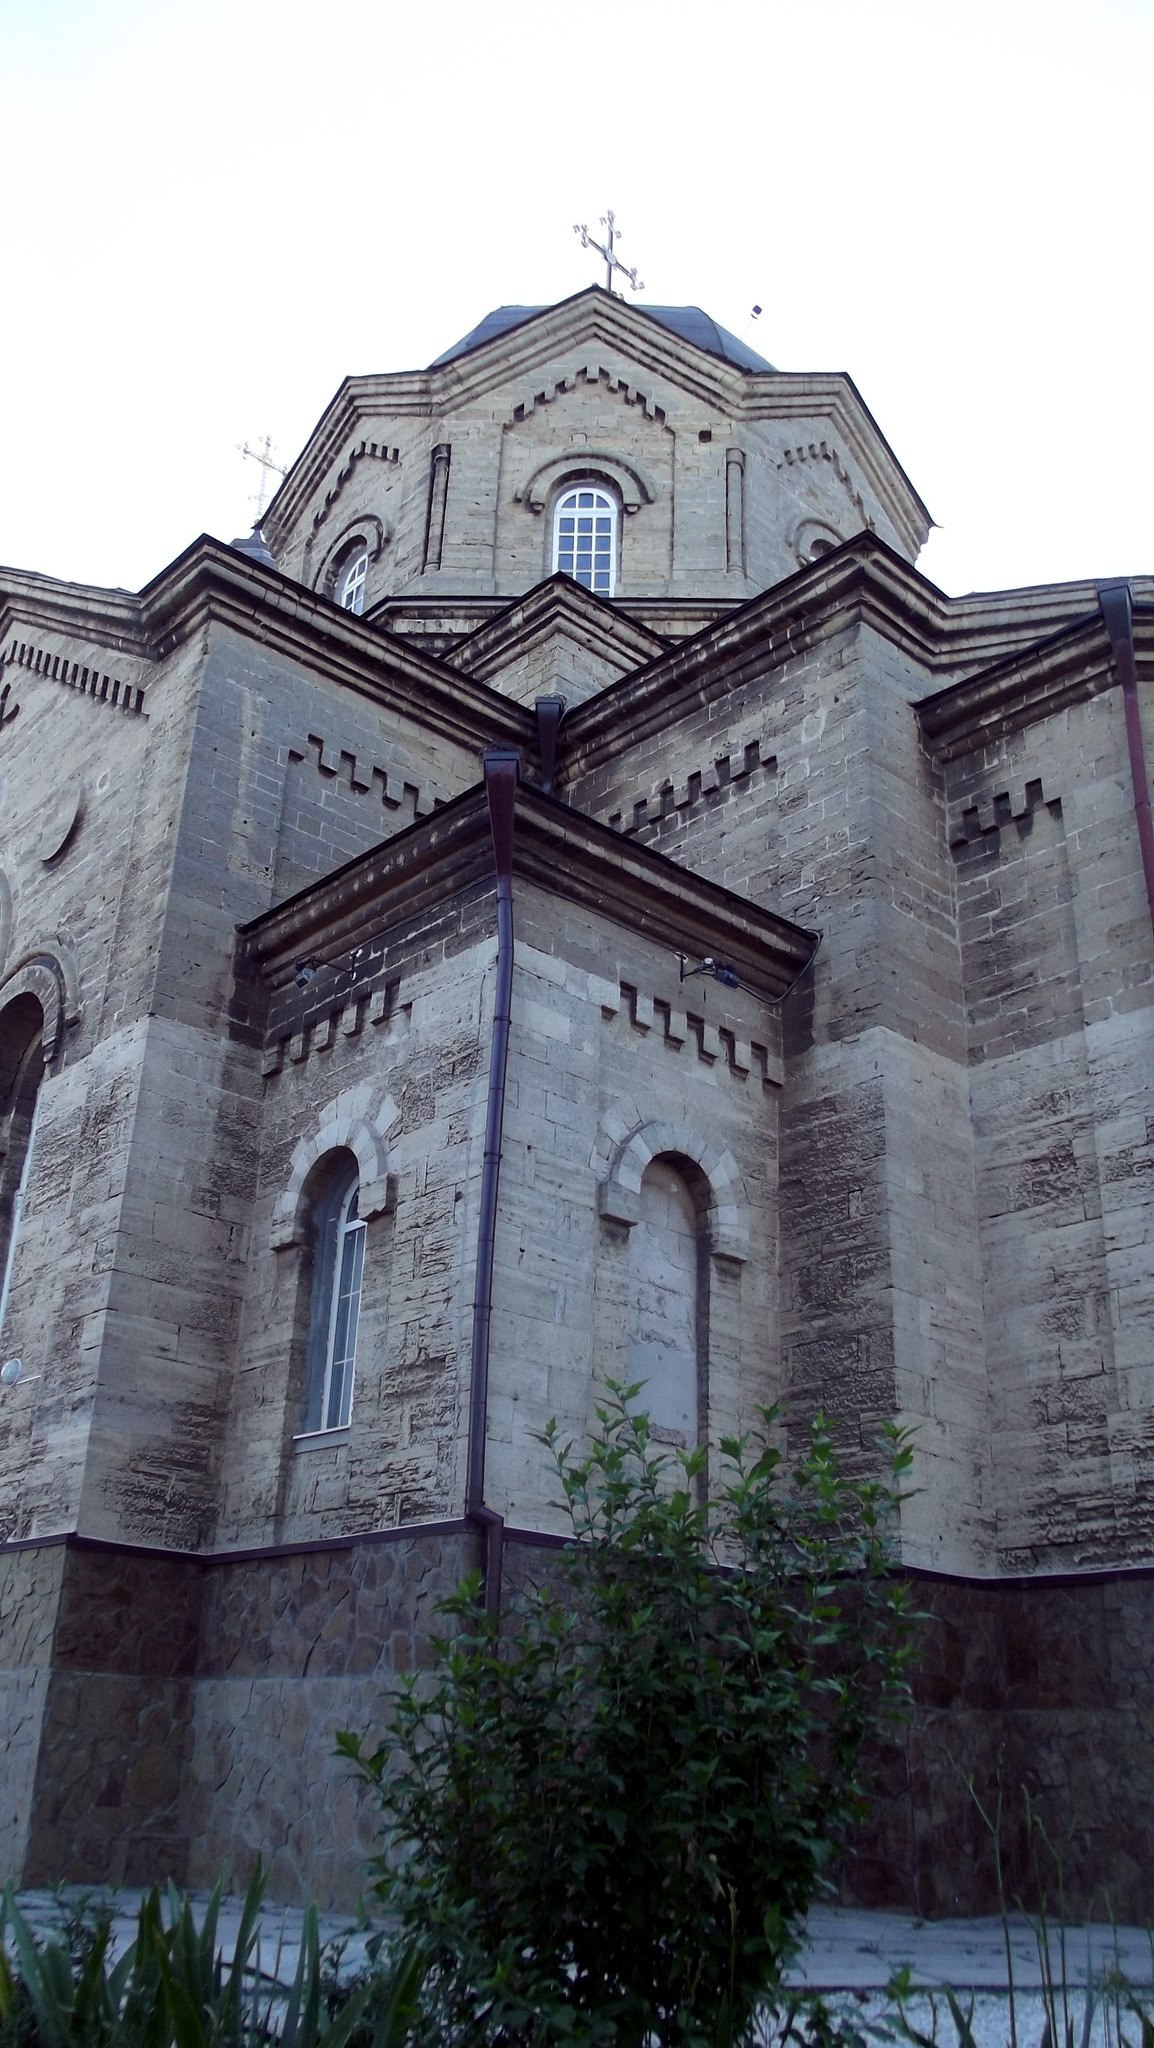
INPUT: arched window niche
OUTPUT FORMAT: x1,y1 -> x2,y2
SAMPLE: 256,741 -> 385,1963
0,993 -> 46,1342
317,517 -> 389,615
627,1156 -> 708,1447
297,1148 -> 366,1436
595,1121 -> 751,1472
552,482 -> 619,596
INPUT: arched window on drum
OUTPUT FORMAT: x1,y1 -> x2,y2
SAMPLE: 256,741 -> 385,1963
552,484 -> 618,596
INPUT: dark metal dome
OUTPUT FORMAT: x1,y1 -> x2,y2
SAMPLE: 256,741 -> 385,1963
430,299 -> 775,373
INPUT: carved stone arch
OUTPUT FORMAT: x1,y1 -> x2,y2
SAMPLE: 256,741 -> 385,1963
596,1117 -> 749,1261
515,451 -> 658,517
271,1084 -> 399,1248
790,517 -> 844,568
0,939 -> 80,1066
0,870 -> 11,980
315,515 -> 392,598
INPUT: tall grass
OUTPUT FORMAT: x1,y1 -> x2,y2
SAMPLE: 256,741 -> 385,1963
0,1868 -> 426,2048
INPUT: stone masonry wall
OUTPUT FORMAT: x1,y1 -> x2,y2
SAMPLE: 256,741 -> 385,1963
486,889 -> 783,1528
943,686 -> 1154,1571
182,1527 -> 469,1907
563,619 -> 988,1567
273,336 -> 914,610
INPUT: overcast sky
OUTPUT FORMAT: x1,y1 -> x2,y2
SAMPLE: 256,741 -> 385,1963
3,0 -> 1151,601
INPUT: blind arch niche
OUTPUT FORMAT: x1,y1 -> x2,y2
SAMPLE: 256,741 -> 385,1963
627,1156 -> 706,1445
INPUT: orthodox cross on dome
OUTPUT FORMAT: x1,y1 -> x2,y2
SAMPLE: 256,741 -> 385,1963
573,210 -> 644,297
239,435 -> 288,517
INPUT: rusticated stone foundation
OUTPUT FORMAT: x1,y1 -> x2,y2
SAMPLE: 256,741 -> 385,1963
844,1571 -> 1154,1923
4,1535 -> 1154,1919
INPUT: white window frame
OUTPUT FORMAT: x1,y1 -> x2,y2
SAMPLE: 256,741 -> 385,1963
552,484 -> 618,596
302,1169 -> 366,1433
337,548 -> 369,614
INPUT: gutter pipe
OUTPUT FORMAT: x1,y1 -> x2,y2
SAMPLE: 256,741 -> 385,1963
1098,583 -> 1154,940
466,745 -> 521,1611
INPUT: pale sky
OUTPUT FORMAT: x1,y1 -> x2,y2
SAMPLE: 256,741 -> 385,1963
2,0 -> 1151,601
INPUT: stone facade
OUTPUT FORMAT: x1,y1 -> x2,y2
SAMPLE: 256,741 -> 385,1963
1,289 -> 1152,1913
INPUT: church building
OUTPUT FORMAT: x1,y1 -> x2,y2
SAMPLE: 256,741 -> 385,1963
1,284 -> 1152,1915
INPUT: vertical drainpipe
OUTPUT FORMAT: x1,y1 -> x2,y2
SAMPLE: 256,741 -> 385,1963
1099,582 -> 1154,939
466,745 -> 520,1611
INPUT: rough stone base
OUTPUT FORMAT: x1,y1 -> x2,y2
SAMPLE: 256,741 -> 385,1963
5,1539 -> 1154,1917
842,1572 -> 1154,1923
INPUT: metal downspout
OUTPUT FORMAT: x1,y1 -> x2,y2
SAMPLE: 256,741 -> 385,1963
1099,583 -> 1154,939
466,746 -> 520,1611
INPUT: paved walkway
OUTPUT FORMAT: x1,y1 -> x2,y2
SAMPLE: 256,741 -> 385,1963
9,1891 -> 1154,2046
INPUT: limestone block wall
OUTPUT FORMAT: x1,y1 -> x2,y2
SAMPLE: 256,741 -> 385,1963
0,629 -> 206,1543
563,619 -> 988,1567
59,620 -> 497,1552
942,687 -> 1154,1571
218,916 -> 494,1549
268,336 -> 922,612
483,896 -> 783,1530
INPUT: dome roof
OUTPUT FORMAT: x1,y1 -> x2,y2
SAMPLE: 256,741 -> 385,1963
430,300 -> 775,373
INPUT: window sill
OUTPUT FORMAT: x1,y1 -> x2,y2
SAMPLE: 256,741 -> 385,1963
292,1426 -> 351,1454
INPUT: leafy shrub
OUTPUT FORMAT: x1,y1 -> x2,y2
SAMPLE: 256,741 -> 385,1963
342,1385 -> 920,2047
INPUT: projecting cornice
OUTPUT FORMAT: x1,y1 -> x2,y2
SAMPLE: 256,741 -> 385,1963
917,604 -> 1154,761
454,574 -> 668,686
0,566 -> 149,659
240,781 -> 817,1005
134,537 -> 533,757
556,537 -> 1154,780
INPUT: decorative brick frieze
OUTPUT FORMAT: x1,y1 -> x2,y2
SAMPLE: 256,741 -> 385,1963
295,732 -> 445,820
4,638 -> 145,715
618,982 -> 782,1086
506,362 -> 669,430
310,439 -> 401,536
262,979 -> 410,1079
948,775 -> 1058,848
606,736 -> 777,838
776,440 -> 873,533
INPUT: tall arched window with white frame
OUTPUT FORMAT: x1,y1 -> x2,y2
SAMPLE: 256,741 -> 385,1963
336,547 -> 369,614
301,1156 -> 366,1432
552,485 -> 618,595
0,995 -> 45,1344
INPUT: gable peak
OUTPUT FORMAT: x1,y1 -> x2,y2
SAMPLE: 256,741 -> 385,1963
430,291 -> 776,374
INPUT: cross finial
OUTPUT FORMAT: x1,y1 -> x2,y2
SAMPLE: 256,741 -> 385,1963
239,435 -> 287,517
573,210 -> 644,297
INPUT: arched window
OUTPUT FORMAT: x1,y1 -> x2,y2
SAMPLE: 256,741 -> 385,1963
627,1157 -> 704,1445
336,547 -> 369,614
301,1155 -> 365,1432
552,485 -> 618,595
0,995 -> 45,1342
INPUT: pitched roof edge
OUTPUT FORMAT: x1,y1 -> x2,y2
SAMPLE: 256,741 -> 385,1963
454,575 -> 668,676
241,781 -> 815,1001
136,537 -> 534,753
0,567 -> 148,659
915,609 -> 1151,760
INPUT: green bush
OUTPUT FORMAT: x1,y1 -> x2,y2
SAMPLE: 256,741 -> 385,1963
341,1384 -> 920,2047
